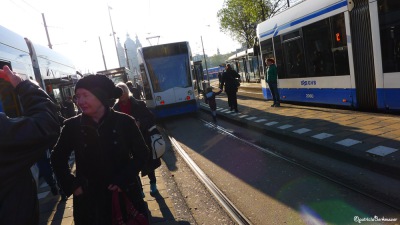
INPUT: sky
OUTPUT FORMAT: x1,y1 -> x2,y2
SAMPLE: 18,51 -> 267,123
2,0 -> 242,73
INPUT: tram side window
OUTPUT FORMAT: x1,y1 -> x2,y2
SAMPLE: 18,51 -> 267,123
282,31 -> 306,78
378,0 -> 400,73
273,36 -> 286,79
303,18 -> 335,77
331,13 -> 350,75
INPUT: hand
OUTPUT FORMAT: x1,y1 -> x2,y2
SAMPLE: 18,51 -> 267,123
108,184 -> 122,192
0,65 -> 23,88
73,186 -> 84,196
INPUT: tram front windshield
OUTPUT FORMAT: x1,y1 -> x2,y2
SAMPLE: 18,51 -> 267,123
146,54 -> 191,93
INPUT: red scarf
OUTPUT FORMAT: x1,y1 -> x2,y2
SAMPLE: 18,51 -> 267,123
119,100 -> 132,116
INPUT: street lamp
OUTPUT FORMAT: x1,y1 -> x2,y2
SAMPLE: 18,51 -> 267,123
108,5 -> 121,68
201,36 -> 210,82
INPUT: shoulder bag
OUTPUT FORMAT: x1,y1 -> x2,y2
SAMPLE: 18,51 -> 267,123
112,191 -> 149,225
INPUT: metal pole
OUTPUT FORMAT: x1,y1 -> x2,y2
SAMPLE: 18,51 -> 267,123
124,44 -> 130,69
108,6 -> 121,68
99,36 -> 107,70
42,13 -> 52,49
201,36 -> 210,82
287,0 -> 290,7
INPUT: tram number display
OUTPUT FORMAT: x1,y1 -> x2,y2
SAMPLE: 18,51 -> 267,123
305,94 -> 314,99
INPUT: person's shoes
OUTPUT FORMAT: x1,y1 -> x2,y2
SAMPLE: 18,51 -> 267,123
275,103 -> 281,107
59,189 -> 67,201
60,194 -> 68,201
271,104 -> 275,107
150,183 -> 158,196
234,109 -> 238,113
50,185 -> 59,196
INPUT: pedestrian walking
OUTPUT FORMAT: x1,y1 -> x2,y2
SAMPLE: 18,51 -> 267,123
62,96 -> 76,118
205,86 -> 222,122
114,82 -> 161,196
37,149 -> 60,196
0,65 -> 60,225
220,64 -> 241,112
51,75 -> 150,225
265,58 -> 280,107
126,81 -> 142,100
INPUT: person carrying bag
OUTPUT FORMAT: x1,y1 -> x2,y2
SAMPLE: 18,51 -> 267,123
112,190 -> 149,225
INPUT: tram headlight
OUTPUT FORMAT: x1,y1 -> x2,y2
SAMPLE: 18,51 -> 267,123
156,96 -> 161,101
187,90 -> 193,95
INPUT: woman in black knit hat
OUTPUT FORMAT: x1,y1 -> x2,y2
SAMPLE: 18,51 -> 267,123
51,75 -> 150,225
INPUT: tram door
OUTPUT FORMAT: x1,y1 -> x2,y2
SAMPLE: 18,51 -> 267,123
193,61 -> 205,94
349,0 -> 378,111
0,61 -> 21,117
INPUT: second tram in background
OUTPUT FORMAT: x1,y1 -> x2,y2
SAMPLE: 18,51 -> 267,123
137,41 -> 199,119
257,0 -> 400,111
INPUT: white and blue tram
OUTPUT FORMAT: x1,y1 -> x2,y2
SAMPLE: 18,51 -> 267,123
0,25 -> 78,117
203,66 -> 225,80
257,0 -> 400,111
137,41 -> 199,119
0,24 -> 78,186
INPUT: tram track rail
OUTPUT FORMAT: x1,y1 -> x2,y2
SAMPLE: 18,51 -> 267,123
162,116 -> 400,223
168,134 -> 252,225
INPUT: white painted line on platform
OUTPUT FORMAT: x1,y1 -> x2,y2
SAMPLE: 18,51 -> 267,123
37,191 -> 50,199
220,109 -> 229,112
265,122 -> 278,126
246,116 -> 257,121
238,115 -> 248,118
293,128 -> 311,134
255,119 -> 267,123
336,138 -> 362,147
366,146 -> 398,157
224,111 -> 233,114
231,113 -> 239,116
216,108 -> 223,111
278,124 -> 293,130
312,133 -> 333,140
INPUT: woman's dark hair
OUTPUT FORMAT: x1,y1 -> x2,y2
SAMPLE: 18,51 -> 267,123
266,58 -> 275,64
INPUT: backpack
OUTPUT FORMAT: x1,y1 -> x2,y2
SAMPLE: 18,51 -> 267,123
148,125 -> 165,159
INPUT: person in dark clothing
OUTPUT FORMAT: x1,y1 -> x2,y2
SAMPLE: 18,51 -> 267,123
62,96 -> 76,118
217,72 -> 222,87
37,149 -> 59,195
51,75 -> 150,225
126,81 -> 141,99
265,58 -> 280,107
114,82 -> 161,196
0,65 -> 60,225
220,64 -> 241,112
136,81 -> 144,99
205,86 -> 222,122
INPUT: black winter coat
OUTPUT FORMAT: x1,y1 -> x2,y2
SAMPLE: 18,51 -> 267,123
51,109 -> 150,225
0,81 -> 60,225
220,68 -> 240,93
113,97 -> 161,176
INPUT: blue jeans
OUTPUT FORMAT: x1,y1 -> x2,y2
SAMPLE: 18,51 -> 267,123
267,82 -> 280,105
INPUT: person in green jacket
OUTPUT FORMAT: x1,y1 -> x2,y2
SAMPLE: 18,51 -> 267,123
265,58 -> 280,107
